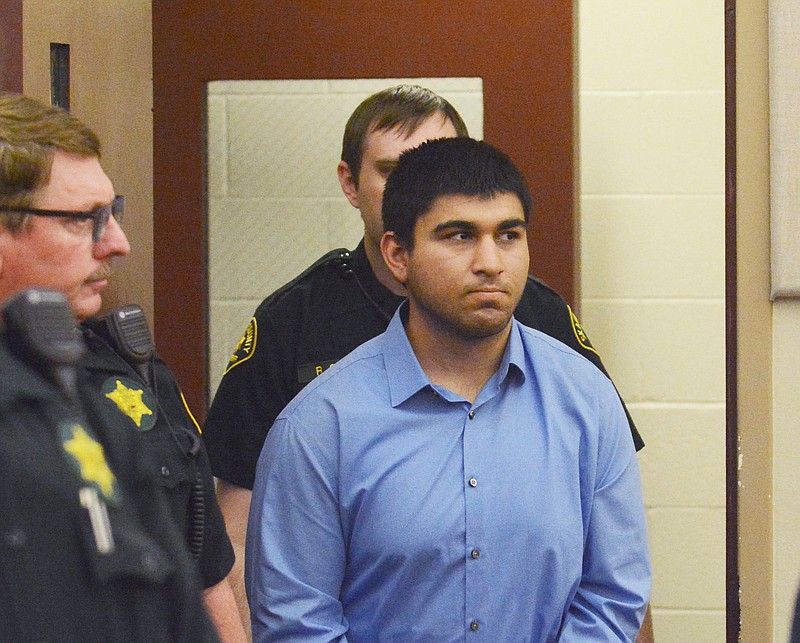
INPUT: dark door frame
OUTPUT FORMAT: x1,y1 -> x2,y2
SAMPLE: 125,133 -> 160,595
724,2 -> 739,639
152,1 -> 577,414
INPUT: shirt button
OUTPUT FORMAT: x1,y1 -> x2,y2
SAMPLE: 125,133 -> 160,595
468,477 -> 478,488
471,548 -> 480,559
470,620 -> 480,631
468,410 -> 475,419
160,466 -> 171,477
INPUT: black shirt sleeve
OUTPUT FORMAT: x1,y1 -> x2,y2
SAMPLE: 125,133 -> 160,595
204,300 -> 301,490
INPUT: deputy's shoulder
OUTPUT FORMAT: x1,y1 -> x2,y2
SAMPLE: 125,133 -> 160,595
219,249 -> 357,378
515,275 -> 571,329
255,248 -> 354,313
523,275 -> 570,309
516,276 -> 602,361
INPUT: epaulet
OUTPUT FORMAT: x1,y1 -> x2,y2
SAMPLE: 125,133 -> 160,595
315,247 -> 353,277
260,248 -> 353,307
286,248 -> 352,283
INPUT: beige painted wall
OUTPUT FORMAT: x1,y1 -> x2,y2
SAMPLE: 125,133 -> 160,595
735,1 -> 774,641
769,0 -> 800,639
22,0 -> 154,321
578,1 -> 725,640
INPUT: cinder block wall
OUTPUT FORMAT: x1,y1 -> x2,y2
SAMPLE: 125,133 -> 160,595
206,78 -> 484,397
578,2 -> 725,640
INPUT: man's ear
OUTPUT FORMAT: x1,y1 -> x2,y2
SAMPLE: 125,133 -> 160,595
380,231 -> 409,286
337,161 -> 360,209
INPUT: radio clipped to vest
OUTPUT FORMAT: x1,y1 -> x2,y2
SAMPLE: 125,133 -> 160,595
104,304 -> 155,386
3,288 -> 85,403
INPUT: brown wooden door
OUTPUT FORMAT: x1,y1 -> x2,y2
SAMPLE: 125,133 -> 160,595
0,0 -> 23,92
152,0 -> 576,412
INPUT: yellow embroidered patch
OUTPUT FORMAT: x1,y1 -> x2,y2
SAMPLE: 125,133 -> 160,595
103,377 -> 156,431
224,317 -> 257,375
567,305 -> 600,357
62,424 -> 118,501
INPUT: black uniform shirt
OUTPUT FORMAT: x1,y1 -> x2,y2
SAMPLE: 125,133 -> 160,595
79,319 -> 235,589
205,241 -> 643,491
0,332 -> 218,643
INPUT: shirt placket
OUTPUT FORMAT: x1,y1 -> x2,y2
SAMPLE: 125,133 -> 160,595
462,403 -> 489,637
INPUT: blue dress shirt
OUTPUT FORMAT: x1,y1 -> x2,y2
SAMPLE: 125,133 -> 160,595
246,308 -> 651,642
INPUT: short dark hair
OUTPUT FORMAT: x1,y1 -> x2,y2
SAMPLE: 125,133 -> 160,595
0,93 -> 100,231
341,84 -> 469,186
382,137 -> 532,247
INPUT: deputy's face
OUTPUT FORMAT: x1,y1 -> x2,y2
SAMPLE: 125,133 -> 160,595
0,151 -> 130,319
338,113 -> 459,257
383,192 -> 529,342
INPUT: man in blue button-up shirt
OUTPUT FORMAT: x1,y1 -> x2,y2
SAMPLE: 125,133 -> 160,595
246,137 -> 651,641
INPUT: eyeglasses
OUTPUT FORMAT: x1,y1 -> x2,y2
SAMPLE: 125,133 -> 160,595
0,195 -> 125,242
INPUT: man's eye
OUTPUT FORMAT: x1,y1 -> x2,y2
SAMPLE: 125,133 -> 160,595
377,164 -> 397,178
65,217 -> 93,232
446,232 -> 473,242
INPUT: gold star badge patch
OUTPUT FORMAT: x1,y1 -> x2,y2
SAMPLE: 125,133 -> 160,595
61,423 -> 118,502
102,376 -> 157,431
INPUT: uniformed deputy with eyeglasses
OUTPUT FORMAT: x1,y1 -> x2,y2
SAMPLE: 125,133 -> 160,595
0,93 -> 244,641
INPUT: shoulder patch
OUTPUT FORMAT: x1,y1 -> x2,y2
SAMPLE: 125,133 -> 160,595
567,306 -> 600,357
224,317 -> 258,375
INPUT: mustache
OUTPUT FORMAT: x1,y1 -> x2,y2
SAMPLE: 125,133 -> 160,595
87,263 -> 114,282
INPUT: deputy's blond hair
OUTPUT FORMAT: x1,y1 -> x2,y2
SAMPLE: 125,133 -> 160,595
0,93 -> 100,231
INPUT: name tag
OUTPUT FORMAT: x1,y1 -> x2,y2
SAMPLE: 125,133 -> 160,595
297,360 -> 336,384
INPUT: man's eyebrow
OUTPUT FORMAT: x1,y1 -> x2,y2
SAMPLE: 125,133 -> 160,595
433,220 -> 477,235
72,197 -> 115,213
433,218 -> 527,234
374,159 -> 399,172
497,218 -> 527,230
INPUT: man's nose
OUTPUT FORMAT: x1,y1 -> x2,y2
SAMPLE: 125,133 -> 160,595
94,216 -> 131,258
472,236 -> 503,274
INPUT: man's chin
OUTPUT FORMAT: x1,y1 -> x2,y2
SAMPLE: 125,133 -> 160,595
70,291 -> 104,321
461,309 -> 513,338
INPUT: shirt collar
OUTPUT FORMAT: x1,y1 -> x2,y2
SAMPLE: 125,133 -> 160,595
495,318 -> 528,386
381,304 -> 527,408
